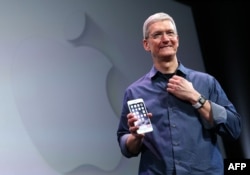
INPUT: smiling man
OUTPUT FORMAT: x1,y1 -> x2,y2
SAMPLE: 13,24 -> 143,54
117,12 -> 241,175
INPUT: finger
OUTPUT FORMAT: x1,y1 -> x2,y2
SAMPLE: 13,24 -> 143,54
127,113 -> 134,119
129,125 -> 138,133
127,115 -> 139,127
147,113 -> 153,118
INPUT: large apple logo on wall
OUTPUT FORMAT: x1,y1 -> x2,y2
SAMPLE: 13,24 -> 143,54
10,11 -> 125,174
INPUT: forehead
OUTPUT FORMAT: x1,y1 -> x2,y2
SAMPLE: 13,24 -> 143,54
148,20 -> 175,32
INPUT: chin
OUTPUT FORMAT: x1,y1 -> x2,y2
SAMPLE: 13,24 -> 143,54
159,52 -> 175,58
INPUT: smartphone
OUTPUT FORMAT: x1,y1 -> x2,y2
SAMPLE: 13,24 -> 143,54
127,98 -> 153,134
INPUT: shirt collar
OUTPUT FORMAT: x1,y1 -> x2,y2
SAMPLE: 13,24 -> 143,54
149,61 -> 188,80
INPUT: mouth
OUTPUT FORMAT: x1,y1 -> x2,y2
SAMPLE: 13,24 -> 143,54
160,45 -> 171,48
160,45 -> 172,50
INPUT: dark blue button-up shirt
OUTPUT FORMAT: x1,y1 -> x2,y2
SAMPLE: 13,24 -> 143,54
117,62 -> 241,175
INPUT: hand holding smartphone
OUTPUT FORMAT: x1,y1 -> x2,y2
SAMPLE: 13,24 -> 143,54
127,98 -> 153,134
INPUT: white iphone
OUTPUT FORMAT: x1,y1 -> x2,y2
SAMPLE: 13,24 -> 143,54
127,98 -> 153,134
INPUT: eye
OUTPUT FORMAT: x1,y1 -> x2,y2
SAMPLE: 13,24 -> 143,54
166,31 -> 175,37
152,32 -> 162,39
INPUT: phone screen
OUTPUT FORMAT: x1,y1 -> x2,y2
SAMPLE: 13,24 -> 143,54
127,98 -> 153,134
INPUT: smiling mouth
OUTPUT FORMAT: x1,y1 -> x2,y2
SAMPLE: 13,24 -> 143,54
160,46 -> 172,49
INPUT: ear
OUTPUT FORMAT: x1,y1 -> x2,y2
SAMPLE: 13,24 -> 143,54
175,35 -> 179,48
143,39 -> 151,52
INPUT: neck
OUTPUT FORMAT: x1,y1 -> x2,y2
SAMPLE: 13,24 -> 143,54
154,57 -> 178,74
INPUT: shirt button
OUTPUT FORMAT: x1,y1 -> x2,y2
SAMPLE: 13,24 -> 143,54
175,160 -> 180,164
173,142 -> 179,146
171,124 -> 176,128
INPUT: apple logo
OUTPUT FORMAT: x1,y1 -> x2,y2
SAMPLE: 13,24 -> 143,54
10,11 -> 133,174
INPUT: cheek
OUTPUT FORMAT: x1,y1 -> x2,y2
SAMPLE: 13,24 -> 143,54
148,43 -> 157,52
171,40 -> 179,50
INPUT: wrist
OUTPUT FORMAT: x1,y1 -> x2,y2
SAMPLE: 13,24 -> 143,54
192,95 -> 207,109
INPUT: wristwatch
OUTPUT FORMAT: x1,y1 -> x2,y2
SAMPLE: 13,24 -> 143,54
192,95 -> 207,109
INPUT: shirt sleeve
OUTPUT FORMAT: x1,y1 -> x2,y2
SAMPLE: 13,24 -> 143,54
119,134 -> 139,158
200,101 -> 227,129
201,100 -> 241,140
211,102 -> 227,124
202,74 -> 241,139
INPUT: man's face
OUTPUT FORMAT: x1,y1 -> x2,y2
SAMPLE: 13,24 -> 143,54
143,20 -> 179,59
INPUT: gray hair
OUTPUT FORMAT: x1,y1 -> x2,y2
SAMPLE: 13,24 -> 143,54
143,12 -> 177,39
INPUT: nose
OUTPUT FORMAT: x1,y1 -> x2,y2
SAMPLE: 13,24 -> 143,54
161,33 -> 171,41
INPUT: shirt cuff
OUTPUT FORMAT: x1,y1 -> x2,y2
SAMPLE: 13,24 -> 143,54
119,134 -> 135,158
201,101 -> 227,129
211,102 -> 227,124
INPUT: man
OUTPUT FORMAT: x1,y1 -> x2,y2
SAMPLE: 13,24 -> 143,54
116,12 -> 241,175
